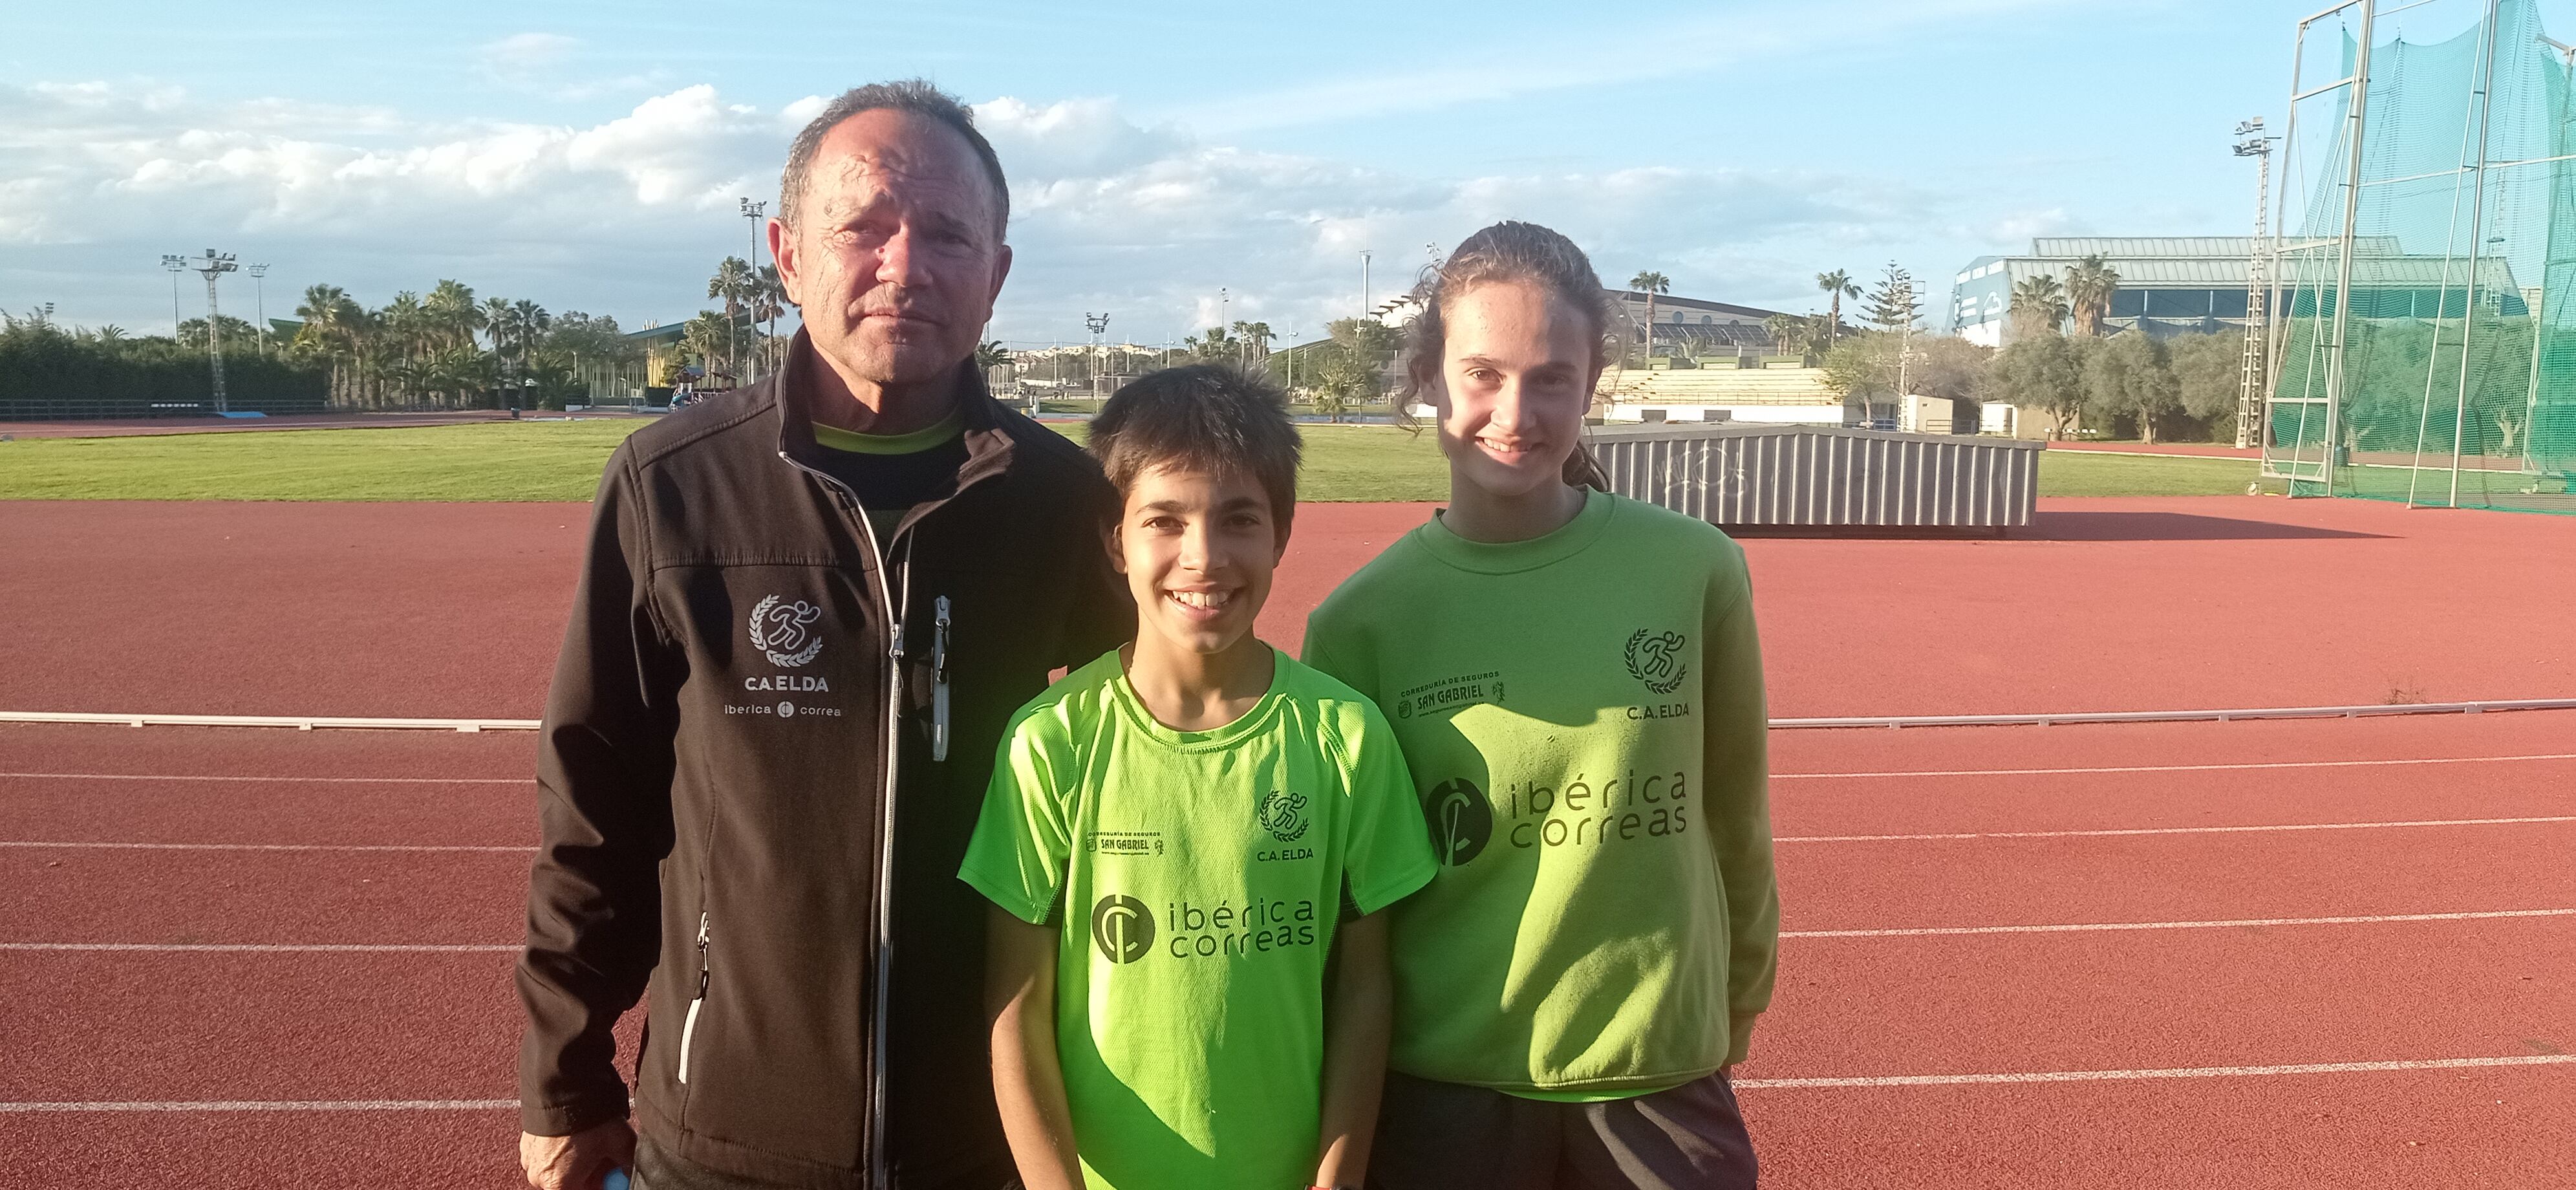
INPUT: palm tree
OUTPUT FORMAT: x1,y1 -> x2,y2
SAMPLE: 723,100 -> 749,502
1763,313 -> 1801,355
753,264 -> 788,375
425,281 -> 483,356
2010,275 -> 2070,338
295,284 -> 360,401
1230,320 -> 1276,365
708,257 -> 757,383
1628,270 -> 1670,361
2064,254 -> 2120,338
1816,270 -> 1860,345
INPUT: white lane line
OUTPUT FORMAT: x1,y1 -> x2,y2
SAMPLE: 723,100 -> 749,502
0,1098 -> 515,1113
0,840 -> 533,853
1782,908 -> 2576,939
1774,752 -> 2576,780
0,772 -> 524,784
1735,1053 -> 2576,1089
1778,816 -> 2576,843
1,942 -> 515,953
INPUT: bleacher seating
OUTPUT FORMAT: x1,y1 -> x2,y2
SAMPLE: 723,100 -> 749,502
1598,366 -> 1839,407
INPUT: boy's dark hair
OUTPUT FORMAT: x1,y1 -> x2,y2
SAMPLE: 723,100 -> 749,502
780,78 -> 1010,237
1089,364 -> 1303,543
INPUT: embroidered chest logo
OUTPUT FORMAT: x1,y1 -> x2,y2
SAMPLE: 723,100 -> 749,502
1624,629 -> 1688,695
1257,791 -> 1309,843
748,595 -> 824,667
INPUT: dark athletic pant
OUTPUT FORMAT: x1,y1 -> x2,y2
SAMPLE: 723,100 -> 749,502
1368,1069 -> 1758,1190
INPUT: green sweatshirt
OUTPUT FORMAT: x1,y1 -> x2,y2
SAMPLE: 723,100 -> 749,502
1301,488 -> 1777,1096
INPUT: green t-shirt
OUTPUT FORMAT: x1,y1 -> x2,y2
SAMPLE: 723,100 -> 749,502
960,648 -> 1437,1190
1301,488 -> 1777,1096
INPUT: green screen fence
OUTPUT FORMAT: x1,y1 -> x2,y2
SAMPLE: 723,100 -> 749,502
2265,0 -> 2576,513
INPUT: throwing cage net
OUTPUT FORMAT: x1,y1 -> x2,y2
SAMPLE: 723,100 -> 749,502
2266,0 -> 2576,512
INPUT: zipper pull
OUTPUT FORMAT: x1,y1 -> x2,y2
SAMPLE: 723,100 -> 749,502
931,596 -> 952,762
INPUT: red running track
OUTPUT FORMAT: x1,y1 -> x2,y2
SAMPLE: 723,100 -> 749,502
5,711 -> 2573,1187
5,495 -> 2574,721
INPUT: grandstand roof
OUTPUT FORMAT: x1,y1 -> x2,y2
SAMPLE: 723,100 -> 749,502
1608,289 -> 1785,320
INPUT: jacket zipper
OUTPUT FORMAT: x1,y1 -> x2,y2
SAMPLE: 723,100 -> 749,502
677,911 -> 710,1085
931,596 -> 952,762
778,449 -> 905,1188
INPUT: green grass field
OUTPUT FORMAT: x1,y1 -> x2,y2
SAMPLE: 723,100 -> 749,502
0,419 -> 2266,502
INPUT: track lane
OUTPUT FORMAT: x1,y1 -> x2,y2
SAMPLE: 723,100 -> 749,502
1754,915 -> 2576,1079
1740,1063 -> 2576,1190
1777,820 -> 2576,931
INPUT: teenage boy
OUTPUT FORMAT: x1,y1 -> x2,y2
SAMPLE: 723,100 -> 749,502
961,365 -> 1436,1190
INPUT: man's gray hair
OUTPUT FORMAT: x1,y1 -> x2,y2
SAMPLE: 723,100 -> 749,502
778,79 -> 1009,239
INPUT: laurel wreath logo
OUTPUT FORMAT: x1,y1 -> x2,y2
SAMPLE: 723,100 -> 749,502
1258,790 -> 1309,843
748,594 -> 826,668
1624,629 -> 1689,695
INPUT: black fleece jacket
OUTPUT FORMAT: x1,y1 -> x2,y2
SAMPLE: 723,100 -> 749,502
517,338 -> 1128,1189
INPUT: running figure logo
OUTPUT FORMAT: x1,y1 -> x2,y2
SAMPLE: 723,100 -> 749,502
1090,894 -> 1155,964
1258,791 -> 1309,843
1424,777 -> 1492,867
1624,629 -> 1688,695
748,595 -> 825,667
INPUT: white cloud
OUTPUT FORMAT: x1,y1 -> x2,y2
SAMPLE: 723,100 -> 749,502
0,80 -> 1955,344
484,32 -> 579,71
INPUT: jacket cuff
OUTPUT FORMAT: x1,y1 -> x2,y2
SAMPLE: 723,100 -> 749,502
521,1091 -> 630,1138
1725,1011 -> 1761,1066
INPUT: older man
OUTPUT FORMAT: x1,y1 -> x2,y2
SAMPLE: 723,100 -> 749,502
517,80 -> 1127,1190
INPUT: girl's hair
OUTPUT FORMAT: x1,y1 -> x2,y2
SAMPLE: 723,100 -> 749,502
1398,221 -> 1613,490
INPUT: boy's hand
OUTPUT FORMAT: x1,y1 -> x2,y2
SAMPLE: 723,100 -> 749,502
520,1119 -> 635,1190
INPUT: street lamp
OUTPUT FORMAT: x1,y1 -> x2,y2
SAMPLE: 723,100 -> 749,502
247,264 -> 269,355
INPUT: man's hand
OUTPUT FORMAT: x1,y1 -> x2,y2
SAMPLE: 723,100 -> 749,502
521,1118 -> 636,1190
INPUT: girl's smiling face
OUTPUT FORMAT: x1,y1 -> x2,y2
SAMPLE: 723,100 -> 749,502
1428,279 -> 1600,501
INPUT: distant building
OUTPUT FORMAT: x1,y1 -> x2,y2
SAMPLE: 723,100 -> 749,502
1606,289 -> 1787,356
1948,235 -> 2526,348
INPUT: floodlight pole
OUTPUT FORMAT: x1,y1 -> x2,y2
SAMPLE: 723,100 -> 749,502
2320,0 -> 2378,498
1084,312 -> 1110,402
161,255 -> 187,336
183,249 -> 240,414
2234,120 -> 2277,449
1360,252 -> 1371,319
740,197 -> 766,382
248,264 -> 270,355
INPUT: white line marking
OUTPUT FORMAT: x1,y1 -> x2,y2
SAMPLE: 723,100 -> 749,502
0,1098 -> 516,1113
1778,816 -> 2576,843
1774,752 -> 2576,780
0,942 -> 515,953
0,840 -> 533,854
1734,1054 -> 2576,1089
1782,909 -> 2576,939
0,772 -> 524,784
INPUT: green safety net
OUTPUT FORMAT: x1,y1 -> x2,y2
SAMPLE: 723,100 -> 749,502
2267,0 -> 2576,512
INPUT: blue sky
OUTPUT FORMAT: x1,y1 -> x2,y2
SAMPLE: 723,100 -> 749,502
0,1 -> 2513,348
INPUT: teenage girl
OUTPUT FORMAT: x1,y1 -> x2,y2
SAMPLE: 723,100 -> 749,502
1302,221 -> 1776,1190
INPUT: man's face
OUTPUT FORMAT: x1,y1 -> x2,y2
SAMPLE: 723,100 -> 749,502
772,109 -> 1011,390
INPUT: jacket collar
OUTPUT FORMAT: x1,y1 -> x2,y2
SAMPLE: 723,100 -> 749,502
771,327 -> 1017,485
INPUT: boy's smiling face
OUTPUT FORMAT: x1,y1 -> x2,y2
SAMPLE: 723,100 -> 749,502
1110,464 -> 1284,659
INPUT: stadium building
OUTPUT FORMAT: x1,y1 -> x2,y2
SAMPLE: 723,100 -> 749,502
1946,235 -> 2526,347
1947,233 -> 2514,345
